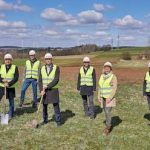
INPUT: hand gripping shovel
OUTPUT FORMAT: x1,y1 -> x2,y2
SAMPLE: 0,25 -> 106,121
32,95 -> 44,128
1,87 -> 9,125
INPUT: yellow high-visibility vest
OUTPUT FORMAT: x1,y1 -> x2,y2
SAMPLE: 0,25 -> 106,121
25,60 -> 40,79
80,66 -> 94,86
41,65 -> 58,89
145,72 -> 150,92
99,74 -> 114,98
0,64 -> 16,88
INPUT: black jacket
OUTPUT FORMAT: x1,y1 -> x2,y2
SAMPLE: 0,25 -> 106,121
77,66 -> 96,96
39,64 -> 60,104
0,64 -> 19,99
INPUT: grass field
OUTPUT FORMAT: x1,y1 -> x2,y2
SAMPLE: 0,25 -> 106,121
0,48 -> 150,150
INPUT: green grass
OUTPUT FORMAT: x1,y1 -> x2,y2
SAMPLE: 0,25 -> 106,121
0,80 -> 150,149
0,48 -> 150,149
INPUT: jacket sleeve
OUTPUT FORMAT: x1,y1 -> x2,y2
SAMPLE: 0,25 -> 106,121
108,75 -> 118,100
143,75 -> 146,96
46,66 -> 60,90
92,68 -> 96,91
38,68 -> 43,92
8,66 -> 19,87
98,78 -> 101,99
0,65 -> 3,83
77,73 -> 81,91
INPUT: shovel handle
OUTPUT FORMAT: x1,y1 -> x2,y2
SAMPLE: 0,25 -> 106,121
36,95 -> 44,114
3,87 -> 7,114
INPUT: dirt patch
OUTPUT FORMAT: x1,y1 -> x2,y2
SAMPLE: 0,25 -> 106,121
61,66 -> 147,84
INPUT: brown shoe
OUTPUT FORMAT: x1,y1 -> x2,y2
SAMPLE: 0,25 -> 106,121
103,126 -> 112,136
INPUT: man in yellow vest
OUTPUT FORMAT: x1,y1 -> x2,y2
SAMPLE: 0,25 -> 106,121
0,54 -> 19,119
39,53 -> 61,126
19,50 -> 40,108
77,57 -> 96,119
143,63 -> 150,125
98,62 -> 117,135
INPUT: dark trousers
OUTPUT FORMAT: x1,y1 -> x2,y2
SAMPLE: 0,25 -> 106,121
81,95 -> 95,117
147,96 -> 150,110
8,97 -> 14,118
43,103 -> 61,123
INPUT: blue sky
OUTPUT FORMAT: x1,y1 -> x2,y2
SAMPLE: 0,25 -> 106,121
0,0 -> 150,47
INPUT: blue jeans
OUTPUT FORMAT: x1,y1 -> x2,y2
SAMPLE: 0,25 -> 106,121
8,97 -> 14,118
20,79 -> 37,103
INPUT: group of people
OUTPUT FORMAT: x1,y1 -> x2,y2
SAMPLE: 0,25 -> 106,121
0,50 -> 149,136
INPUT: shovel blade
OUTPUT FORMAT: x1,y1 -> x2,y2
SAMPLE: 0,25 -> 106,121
1,114 -> 9,125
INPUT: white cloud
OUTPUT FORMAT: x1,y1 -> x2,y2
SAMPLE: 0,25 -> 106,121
95,31 -> 108,36
41,8 -> 73,22
44,30 -> 59,36
13,4 -> 32,12
78,10 -> 103,24
120,36 -> 136,41
0,0 -> 32,12
0,0 -> 12,10
114,15 -> 143,28
93,3 -> 113,11
0,20 -> 26,28
65,29 -> 79,35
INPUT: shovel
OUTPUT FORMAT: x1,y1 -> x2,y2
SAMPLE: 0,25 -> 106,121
1,87 -> 9,125
31,94 -> 44,128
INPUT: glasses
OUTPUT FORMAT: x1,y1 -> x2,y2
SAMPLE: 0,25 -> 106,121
83,62 -> 90,63
5,59 -> 12,60
45,58 -> 52,60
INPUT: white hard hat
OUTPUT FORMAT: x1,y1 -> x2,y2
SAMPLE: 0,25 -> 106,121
4,54 -> 13,60
44,53 -> 53,59
29,50 -> 36,55
148,62 -> 150,68
104,62 -> 112,68
83,57 -> 90,62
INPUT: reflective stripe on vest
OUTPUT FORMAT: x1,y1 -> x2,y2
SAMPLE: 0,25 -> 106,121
25,60 -> 40,79
0,64 -> 16,88
80,66 -> 94,86
99,74 -> 114,98
145,72 -> 150,92
41,65 -> 58,89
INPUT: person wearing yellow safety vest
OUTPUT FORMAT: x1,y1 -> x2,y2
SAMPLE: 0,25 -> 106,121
0,54 -> 19,119
77,57 -> 96,119
98,62 -> 117,136
143,62 -> 150,125
19,50 -> 40,108
39,53 -> 61,126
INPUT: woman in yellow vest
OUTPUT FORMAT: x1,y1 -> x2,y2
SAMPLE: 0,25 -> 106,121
19,50 -> 40,108
0,54 -> 19,119
143,63 -> 150,122
77,57 -> 96,119
98,62 -> 117,135
39,53 -> 61,126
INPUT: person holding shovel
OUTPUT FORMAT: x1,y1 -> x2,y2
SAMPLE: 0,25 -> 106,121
39,53 -> 61,126
98,62 -> 117,136
0,54 -> 19,119
19,50 -> 40,108
77,57 -> 96,119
